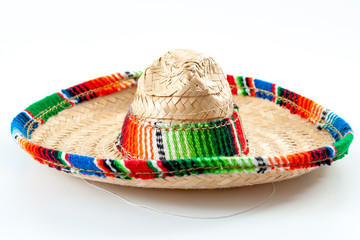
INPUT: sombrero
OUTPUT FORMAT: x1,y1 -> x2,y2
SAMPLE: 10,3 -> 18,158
11,49 -> 354,189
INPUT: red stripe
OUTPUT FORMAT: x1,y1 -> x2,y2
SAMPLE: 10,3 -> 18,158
228,117 -> 240,154
227,75 -> 238,94
233,112 -> 248,154
272,84 -> 276,102
246,77 -> 256,96
124,160 -> 156,179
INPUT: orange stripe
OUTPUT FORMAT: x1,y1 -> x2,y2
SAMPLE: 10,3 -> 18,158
279,155 -> 288,165
139,124 -> 143,159
149,123 -> 154,160
247,77 -> 256,96
286,154 -> 295,170
268,156 -> 274,165
144,125 -> 148,160
273,156 -> 281,165
117,72 -> 124,79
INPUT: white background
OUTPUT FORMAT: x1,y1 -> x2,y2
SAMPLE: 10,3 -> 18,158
1,0 -> 359,239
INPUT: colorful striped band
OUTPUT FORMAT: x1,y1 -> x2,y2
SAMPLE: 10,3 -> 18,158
10,71 -> 354,180
116,104 -> 249,161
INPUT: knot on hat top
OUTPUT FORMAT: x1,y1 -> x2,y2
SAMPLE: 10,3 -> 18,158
131,49 -> 233,123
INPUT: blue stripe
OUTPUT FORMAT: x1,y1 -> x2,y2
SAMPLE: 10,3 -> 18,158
66,154 -> 105,177
11,112 -> 38,138
254,79 -> 274,101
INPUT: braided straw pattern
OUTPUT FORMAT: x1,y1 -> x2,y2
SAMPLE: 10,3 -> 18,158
131,49 -> 233,123
28,88 -> 335,188
10,53 -> 353,189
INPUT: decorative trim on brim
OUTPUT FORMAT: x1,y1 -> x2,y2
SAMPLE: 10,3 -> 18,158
10,71 -> 353,180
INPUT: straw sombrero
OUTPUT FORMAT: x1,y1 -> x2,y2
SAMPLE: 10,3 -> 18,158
11,49 -> 354,189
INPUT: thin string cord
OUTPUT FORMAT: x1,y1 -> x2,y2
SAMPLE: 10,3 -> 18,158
81,178 -> 276,219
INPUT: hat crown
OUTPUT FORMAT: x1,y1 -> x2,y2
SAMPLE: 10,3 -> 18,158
131,49 -> 233,123
116,49 -> 249,161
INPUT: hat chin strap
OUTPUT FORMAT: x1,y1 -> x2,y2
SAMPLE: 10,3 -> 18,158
116,103 -> 249,161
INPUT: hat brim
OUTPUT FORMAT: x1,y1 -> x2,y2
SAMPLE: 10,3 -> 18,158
11,71 -> 353,189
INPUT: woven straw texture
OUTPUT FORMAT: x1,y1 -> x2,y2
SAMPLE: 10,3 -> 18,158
25,85 -> 338,188
132,49 -> 232,123
11,52 -> 353,189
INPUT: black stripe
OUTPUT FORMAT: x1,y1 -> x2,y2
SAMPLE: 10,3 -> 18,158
224,119 -> 237,156
255,157 -> 267,173
155,123 -> 166,160
217,120 -> 229,156
102,159 -> 113,172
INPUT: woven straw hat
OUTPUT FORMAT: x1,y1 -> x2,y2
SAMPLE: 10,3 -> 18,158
12,49 -> 353,189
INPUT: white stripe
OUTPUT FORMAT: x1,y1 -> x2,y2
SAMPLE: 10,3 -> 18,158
234,76 -> 242,95
152,127 -> 159,160
327,111 -> 338,124
161,127 -> 170,160
58,91 -> 77,104
272,155 -> 285,171
136,125 -> 141,158
119,160 -> 131,172
61,152 -> 71,166
262,156 -> 272,165
247,157 -> 256,167
235,156 -> 244,166
282,155 -> 291,170
168,130 -> 176,160
113,73 -> 121,80
105,159 -> 117,172
273,84 -> 278,97
146,124 -> 152,159
244,77 -> 251,95
150,160 -> 163,172
316,108 -> 326,128
329,145 -> 336,157
183,131 -> 191,159
141,123 -> 146,160
23,110 -> 35,120
175,131 -> 185,159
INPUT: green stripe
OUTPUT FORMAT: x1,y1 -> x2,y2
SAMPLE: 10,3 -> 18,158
178,124 -> 189,158
195,123 -> 207,157
165,130 -> 173,160
147,161 -> 159,173
220,156 -> 232,171
172,128 -> 181,159
203,123 -> 216,156
230,157 -> 243,173
209,124 -> 220,156
57,151 -> 68,166
224,122 -> 236,155
245,157 -> 256,171
147,161 -> 161,178
185,127 -> 197,157
189,124 -> 202,157
26,93 -> 72,123
276,86 -> 282,104
214,121 -> 226,156
213,157 -> 227,174
219,122 -> 231,155
113,160 -> 129,173
333,133 -> 353,161
236,76 -> 248,96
